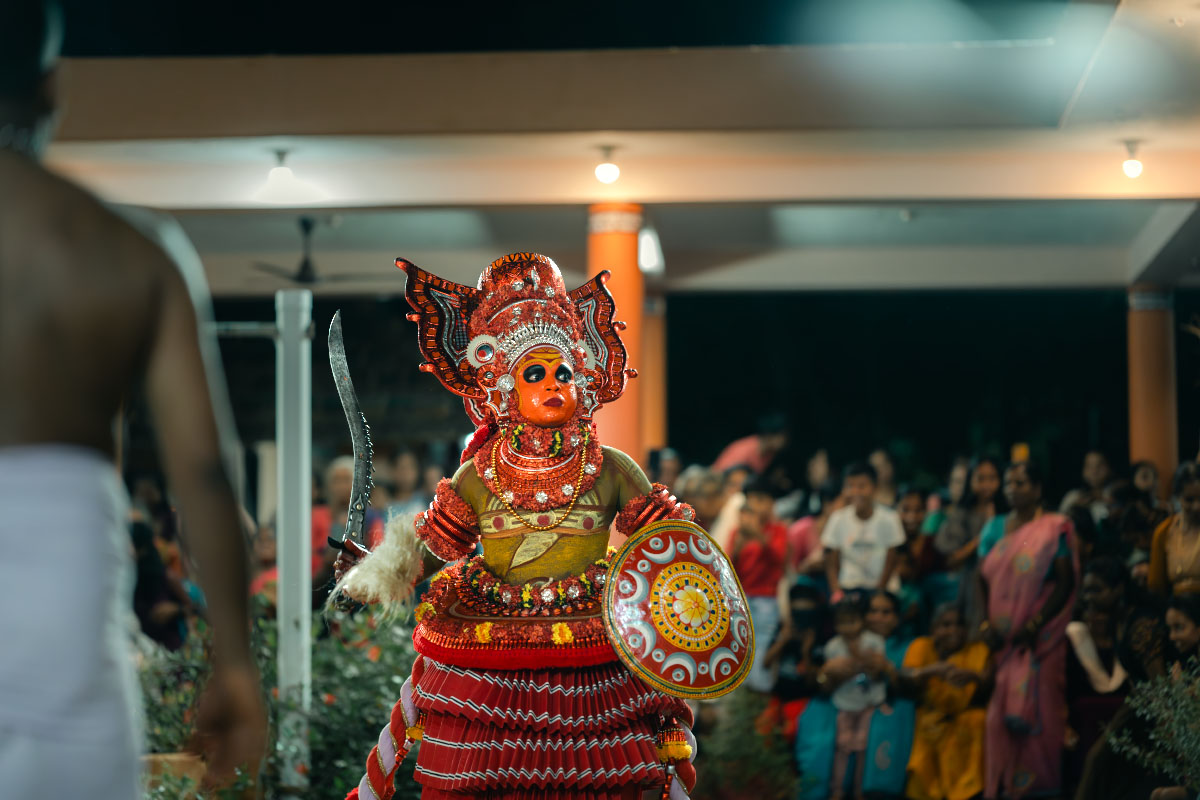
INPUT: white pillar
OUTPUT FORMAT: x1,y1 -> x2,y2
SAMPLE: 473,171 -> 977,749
275,289 -> 313,789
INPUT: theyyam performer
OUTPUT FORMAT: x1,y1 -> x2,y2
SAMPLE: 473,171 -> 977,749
333,252 -> 754,799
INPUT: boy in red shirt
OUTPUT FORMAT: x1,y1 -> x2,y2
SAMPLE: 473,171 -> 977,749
733,482 -> 788,691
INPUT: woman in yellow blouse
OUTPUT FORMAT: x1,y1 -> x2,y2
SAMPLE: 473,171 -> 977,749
1148,463 -> 1200,598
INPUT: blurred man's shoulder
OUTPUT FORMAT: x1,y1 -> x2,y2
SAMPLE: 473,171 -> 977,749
12,161 -> 178,283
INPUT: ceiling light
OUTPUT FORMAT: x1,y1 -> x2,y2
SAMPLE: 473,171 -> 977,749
1122,140 -> 1143,179
253,149 -> 327,204
594,145 -> 620,184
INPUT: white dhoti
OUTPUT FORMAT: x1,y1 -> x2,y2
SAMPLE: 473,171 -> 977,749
0,445 -> 140,799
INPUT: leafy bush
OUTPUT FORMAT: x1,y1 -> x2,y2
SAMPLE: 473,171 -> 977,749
139,602 -> 422,799
1111,658 -> 1200,790
690,691 -> 797,800
139,630 -> 209,756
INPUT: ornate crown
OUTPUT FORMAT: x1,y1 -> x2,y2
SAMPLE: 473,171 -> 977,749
398,253 -> 630,425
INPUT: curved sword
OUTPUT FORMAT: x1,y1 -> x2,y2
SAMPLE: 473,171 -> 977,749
329,310 -> 373,550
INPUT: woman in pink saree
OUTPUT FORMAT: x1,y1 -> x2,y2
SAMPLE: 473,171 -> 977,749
977,461 -> 1078,798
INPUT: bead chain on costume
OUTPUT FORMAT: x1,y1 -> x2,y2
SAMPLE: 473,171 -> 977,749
491,425 -> 590,531
459,552 -> 610,614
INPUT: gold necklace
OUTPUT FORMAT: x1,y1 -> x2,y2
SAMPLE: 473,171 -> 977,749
491,426 -> 590,532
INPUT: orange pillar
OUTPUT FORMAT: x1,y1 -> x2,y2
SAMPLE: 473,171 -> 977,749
641,295 -> 668,456
588,202 -> 644,465
1128,285 -> 1179,503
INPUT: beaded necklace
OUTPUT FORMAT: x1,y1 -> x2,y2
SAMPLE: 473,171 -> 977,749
475,419 -> 604,516
491,425 -> 590,531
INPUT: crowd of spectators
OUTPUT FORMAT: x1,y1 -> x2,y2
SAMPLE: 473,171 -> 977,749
122,425 -> 1200,800
126,446 -> 439,642
662,425 -> 1200,800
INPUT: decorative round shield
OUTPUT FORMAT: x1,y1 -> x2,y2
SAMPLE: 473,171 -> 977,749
602,519 -> 754,699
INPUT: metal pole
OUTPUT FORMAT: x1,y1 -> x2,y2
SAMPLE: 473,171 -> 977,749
212,321 -> 280,339
275,289 -> 313,791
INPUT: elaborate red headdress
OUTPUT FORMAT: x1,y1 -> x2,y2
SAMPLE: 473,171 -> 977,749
398,253 -> 632,427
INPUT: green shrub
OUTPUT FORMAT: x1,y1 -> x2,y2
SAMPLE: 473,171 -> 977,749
1111,658 -> 1200,790
690,691 -> 797,800
139,602 -> 422,799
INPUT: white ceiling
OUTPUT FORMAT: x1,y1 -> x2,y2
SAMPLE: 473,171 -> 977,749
43,0 -> 1200,294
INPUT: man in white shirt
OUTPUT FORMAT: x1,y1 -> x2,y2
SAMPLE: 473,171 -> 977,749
821,462 -> 905,601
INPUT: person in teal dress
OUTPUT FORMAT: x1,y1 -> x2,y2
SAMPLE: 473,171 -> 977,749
796,591 -> 914,799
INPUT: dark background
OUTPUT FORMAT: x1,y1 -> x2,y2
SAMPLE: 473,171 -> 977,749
668,289 -> 1200,499
120,288 -> 1200,507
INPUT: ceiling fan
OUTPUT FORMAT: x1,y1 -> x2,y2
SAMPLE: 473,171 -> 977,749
251,216 -> 382,285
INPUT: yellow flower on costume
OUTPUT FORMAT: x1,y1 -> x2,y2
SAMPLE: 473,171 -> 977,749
414,602 -> 435,623
475,622 -> 493,643
430,571 -> 449,584
672,586 -> 711,629
657,741 -> 693,762
551,622 -> 574,645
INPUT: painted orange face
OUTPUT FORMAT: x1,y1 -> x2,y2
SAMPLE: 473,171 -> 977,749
514,347 -> 578,427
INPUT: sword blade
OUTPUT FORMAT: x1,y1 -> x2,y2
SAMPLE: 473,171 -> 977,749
329,310 -> 373,548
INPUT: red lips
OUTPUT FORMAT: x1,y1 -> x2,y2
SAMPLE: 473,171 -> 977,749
543,397 -> 564,407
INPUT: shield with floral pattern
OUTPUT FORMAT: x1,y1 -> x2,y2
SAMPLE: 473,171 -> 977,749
602,519 -> 754,699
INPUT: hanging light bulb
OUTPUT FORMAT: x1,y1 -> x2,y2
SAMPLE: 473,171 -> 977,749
1122,140 -> 1143,179
594,145 -> 620,184
253,149 -> 327,204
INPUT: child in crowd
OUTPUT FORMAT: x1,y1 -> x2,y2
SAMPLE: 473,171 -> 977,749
759,583 -> 826,744
898,487 -> 941,578
732,481 -> 789,692
893,548 -> 926,639
822,462 -> 905,603
821,598 -> 889,800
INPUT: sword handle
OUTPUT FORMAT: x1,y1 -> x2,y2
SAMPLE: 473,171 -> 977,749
330,537 -> 371,608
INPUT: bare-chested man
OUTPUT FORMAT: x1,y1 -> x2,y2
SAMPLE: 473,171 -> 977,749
0,3 -> 265,796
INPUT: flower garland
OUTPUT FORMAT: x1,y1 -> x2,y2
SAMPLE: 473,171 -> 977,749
457,551 -> 612,616
413,560 -> 617,667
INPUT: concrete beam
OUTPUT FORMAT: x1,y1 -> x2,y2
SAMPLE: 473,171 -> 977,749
1127,202 -> 1200,287
52,36 -> 1105,143
664,245 -> 1129,292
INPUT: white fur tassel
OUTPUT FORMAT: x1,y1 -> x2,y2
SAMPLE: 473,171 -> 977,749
331,513 -> 423,620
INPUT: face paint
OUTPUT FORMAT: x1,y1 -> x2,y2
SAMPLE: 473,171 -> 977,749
514,347 -> 578,427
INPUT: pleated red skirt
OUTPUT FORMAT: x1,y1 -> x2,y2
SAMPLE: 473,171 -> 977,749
411,657 -> 688,798
407,566 -> 691,799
